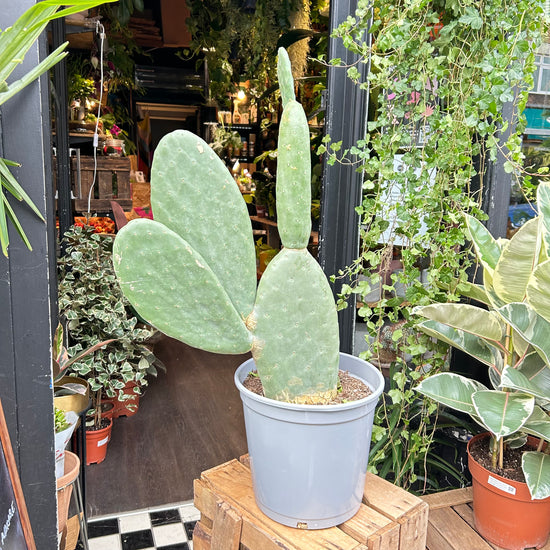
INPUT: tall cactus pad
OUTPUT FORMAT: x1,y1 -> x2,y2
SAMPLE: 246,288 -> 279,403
251,248 -> 340,403
277,47 -> 296,108
113,218 -> 252,354
276,100 -> 312,249
151,130 -> 257,319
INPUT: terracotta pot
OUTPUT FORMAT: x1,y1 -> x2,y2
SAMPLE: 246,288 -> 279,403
102,381 -> 141,418
467,433 -> 550,550
113,381 -> 140,418
56,451 -> 80,534
86,418 -> 113,465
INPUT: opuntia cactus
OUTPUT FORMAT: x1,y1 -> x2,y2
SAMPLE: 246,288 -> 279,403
113,48 -> 339,403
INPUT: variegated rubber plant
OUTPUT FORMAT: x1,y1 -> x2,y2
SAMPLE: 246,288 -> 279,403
414,182 -> 550,500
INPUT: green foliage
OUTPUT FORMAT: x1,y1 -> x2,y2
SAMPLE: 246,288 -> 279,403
54,407 -> 70,433
0,0 -> 115,257
329,0 -> 546,491
58,225 -> 161,427
185,0 -> 304,109
415,182 -> 550,500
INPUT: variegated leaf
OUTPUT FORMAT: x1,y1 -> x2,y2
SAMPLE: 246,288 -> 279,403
456,281 -> 492,306
538,182 -> 550,256
500,365 -> 548,401
473,390 -> 535,439
498,303 -> 550,365
416,372 -> 487,416
526,259 -> 550,323
517,352 -> 550,400
493,217 -> 540,304
522,406 -> 550,441
522,451 -> 550,500
415,320 -> 503,370
464,214 -> 502,274
414,303 -> 504,344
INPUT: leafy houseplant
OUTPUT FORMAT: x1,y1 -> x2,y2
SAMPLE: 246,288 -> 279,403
57,225 -> 161,431
113,48 -> 384,529
414,182 -> 550,549
0,0 -> 115,256
323,0 -> 546,491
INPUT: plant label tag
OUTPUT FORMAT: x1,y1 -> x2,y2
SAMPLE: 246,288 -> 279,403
488,475 -> 516,495
98,436 -> 109,447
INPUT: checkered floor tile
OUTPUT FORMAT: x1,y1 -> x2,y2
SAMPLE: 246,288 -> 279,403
77,503 -> 200,550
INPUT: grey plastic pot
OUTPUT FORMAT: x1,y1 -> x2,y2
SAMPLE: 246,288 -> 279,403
234,352 -> 384,529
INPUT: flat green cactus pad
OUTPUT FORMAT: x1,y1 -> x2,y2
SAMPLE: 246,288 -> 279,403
276,100 -> 312,249
113,218 -> 253,354
150,130 -> 257,319
251,248 -> 340,402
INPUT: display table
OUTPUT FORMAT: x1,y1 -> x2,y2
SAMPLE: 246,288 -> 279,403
193,455 -> 428,550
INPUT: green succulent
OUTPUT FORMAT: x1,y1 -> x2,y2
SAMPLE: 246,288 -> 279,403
113,48 -> 339,404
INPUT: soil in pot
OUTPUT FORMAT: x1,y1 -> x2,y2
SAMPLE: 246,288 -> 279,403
469,435 -> 525,483
243,369 -> 372,404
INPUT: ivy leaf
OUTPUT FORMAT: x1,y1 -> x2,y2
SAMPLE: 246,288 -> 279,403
459,7 -> 483,30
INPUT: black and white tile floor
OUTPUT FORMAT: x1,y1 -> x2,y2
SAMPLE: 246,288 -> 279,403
77,502 -> 200,550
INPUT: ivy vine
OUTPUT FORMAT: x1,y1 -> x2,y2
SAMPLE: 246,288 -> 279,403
320,0 -> 546,490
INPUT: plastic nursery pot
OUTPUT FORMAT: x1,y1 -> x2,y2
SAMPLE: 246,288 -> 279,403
86,418 -> 113,465
467,433 -> 550,550
234,352 -> 384,529
56,451 -> 80,534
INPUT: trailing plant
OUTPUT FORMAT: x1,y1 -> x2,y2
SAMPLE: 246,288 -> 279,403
0,0 -> 115,257
319,0 -> 546,490
58,225 -> 162,428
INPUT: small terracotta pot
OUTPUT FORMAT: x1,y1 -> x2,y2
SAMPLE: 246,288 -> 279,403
56,451 -> 80,534
86,418 -> 113,465
467,433 -> 550,550
113,381 -> 140,418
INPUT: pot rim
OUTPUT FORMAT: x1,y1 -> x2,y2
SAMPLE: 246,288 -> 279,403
234,352 -> 384,413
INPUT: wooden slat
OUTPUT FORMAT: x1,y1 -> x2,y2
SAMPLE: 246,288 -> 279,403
363,473 -> 424,521
195,478 -> 297,550
427,507 -> 494,550
200,459 -> 362,549
193,521 -> 213,550
422,488 -> 473,510
211,501 -> 242,550
398,501 -> 429,550
339,503 -> 396,546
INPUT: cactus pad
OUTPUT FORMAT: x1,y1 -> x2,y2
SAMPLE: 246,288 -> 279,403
252,248 -> 340,402
113,218 -> 252,354
151,130 -> 257,319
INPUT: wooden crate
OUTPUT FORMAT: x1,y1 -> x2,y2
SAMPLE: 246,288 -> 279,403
71,156 -> 132,213
422,488 -> 550,550
193,456 -> 428,550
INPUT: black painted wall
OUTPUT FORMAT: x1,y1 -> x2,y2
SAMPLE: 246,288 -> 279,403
319,0 -> 370,354
0,2 -> 58,548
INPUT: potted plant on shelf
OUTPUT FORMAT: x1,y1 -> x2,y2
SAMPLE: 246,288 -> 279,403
112,48 -> 385,529
413,183 -> 550,550
58,225 -> 163,464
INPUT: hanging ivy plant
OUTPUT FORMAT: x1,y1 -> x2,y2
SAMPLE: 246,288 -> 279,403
320,0 -> 546,490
